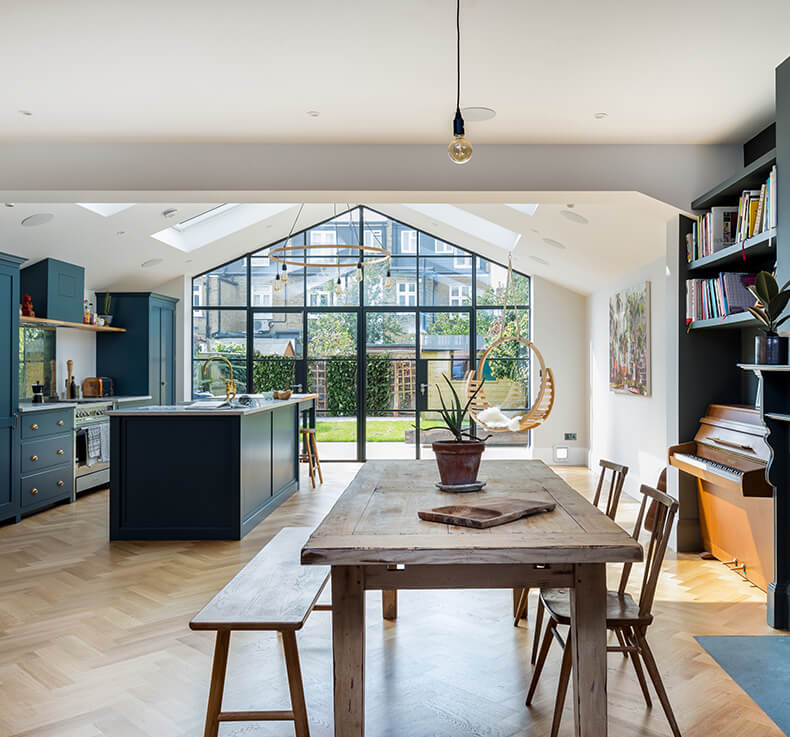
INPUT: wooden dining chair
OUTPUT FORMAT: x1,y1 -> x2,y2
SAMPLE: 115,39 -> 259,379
525,481 -> 681,737
513,459 -> 629,650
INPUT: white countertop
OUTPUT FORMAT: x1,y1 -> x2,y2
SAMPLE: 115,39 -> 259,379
107,393 -> 318,417
18,403 -> 78,413
19,395 -> 153,413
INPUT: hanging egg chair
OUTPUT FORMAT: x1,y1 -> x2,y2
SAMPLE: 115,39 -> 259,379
465,257 -> 556,433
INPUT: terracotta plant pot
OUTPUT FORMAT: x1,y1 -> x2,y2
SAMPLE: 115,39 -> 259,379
432,440 -> 486,486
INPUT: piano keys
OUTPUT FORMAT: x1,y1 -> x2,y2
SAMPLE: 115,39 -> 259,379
669,404 -> 773,591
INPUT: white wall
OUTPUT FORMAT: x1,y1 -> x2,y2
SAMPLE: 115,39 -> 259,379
55,328 -> 95,396
587,257 -> 668,498
530,277 -> 589,466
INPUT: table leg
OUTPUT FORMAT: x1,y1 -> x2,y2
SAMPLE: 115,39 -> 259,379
569,563 -> 607,737
382,589 -> 397,620
331,566 -> 365,737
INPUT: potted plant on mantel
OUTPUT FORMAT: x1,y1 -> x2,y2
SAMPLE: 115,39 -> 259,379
432,376 -> 490,489
747,271 -> 790,365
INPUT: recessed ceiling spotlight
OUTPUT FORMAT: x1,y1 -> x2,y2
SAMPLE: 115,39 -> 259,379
530,255 -> 549,265
306,110 -> 320,118
18,109 -> 32,117
560,209 -> 589,225
21,213 -> 54,227
162,208 -> 178,218
141,258 -> 163,268
593,112 -> 608,120
461,106 -> 496,121
116,231 -> 126,236
543,237 -> 566,249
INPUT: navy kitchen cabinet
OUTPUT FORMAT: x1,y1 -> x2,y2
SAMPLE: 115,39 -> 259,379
0,253 -> 25,524
20,258 -> 85,323
96,293 -> 177,405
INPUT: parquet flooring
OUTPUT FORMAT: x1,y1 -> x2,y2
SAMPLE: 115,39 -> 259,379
0,465 -> 784,737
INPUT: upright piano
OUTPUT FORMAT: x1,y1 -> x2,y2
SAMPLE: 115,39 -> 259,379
668,404 -> 774,590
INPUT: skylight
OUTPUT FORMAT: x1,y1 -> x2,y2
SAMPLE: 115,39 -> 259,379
404,204 -> 522,252
76,203 -> 136,217
172,204 -> 240,232
505,204 -> 539,216
152,203 -> 296,252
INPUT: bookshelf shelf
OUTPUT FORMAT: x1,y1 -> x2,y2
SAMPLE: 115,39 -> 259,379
688,228 -> 776,272
691,149 -> 777,210
688,311 -> 759,331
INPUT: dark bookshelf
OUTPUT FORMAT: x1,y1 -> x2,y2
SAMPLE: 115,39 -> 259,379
688,227 -> 776,272
691,148 -> 776,210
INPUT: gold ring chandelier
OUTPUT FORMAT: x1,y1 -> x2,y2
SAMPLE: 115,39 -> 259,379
270,204 -> 392,294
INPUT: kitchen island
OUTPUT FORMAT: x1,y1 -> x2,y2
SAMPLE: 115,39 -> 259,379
108,394 -> 316,540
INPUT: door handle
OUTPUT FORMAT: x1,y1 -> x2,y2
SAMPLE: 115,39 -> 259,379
420,383 -> 428,395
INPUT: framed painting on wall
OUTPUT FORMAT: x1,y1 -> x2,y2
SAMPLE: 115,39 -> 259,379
609,280 -> 651,396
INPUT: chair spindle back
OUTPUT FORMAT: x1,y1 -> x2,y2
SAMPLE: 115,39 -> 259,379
592,459 -> 629,520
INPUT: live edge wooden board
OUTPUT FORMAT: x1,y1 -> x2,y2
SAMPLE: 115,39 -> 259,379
302,460 -> 642,737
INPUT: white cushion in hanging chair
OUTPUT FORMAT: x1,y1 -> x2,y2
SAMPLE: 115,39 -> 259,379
477,406 -> 524,432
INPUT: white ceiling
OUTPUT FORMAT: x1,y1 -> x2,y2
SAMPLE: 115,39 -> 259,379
1,0 -> 787,144
0,196 -> 678,295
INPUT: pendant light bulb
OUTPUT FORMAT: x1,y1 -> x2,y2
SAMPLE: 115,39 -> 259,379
385,269 -> 393,290
335,276 -> 343,296
281,263 -> 288,284
448,110 -> 472,164
354,261 -> 363,282
274,272 -> 282,292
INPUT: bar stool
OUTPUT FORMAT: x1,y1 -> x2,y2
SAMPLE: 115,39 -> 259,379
299,428 -> 323,488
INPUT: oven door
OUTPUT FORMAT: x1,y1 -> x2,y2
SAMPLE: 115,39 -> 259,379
75,420 -> 111,492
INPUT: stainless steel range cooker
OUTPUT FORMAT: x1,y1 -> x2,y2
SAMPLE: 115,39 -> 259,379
74,402 -> 112,492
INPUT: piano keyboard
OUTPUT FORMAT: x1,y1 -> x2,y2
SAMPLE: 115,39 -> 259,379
673,453 -> 744,482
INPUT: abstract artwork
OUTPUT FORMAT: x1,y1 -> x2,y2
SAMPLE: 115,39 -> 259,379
609,281 -> 651,396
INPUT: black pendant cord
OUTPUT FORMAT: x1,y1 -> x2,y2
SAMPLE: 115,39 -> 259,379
456,0 -> 461,114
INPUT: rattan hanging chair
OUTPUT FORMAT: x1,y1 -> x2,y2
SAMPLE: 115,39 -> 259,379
465,258 -> 556,433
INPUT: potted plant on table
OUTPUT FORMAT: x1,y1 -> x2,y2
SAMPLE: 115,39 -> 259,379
432,375 -> 490,488
747,271 -> 790,365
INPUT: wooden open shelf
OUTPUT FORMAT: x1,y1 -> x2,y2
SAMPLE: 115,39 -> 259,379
691,148 -> 776,210
688,228 -> 776,272
20,315 -> 126,333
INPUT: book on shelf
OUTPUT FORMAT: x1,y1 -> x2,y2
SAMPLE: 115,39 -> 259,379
687,164 -> 777,263
685,272 -> 757,323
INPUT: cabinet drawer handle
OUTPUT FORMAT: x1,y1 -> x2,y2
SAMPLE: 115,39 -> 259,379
57,449 -> 64,455
31,455 -> 38,462
57,480 -> 64,487
31,488 -> 39,495
57,420 -> 64,426
31,424 -> 39,431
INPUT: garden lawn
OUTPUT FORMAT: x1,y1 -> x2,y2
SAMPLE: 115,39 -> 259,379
317,418 -> 444,442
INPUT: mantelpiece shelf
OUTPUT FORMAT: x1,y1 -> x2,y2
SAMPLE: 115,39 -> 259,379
20,316 -> 126,333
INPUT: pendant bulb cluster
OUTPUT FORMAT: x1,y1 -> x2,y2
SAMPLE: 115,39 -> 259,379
448,0 -> 472,164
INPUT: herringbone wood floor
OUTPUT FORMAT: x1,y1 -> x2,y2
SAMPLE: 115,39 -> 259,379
0,465 -> 784,737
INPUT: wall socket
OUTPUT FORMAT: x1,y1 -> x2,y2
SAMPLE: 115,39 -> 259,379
564,432 -> 577,441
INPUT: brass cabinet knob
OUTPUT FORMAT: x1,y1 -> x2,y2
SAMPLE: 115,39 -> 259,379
57,420 -> 64,426
57,449 -> 64,455
31,455 -> 38,462
31,488 -> 39,495
31,424 -> 39,431
57,480 -> 64,487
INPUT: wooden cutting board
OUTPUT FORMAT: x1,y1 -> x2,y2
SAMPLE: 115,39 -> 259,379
418,497 -> 556,529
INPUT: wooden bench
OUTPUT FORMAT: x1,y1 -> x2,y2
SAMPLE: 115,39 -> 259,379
190,527 -> 330,737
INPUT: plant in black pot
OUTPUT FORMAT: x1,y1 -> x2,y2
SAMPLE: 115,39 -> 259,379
747,271 -> 790,365
432,376 -> 490,489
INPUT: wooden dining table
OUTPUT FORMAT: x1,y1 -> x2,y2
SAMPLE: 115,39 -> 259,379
301,459 -> 643,737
